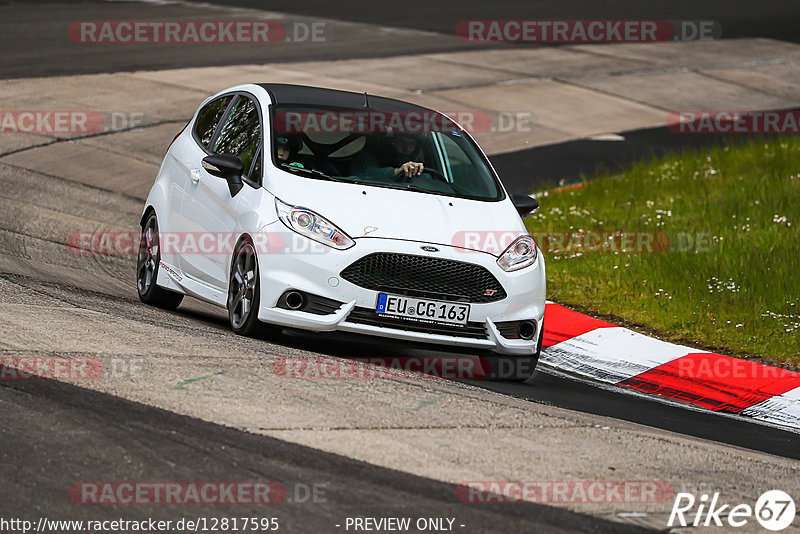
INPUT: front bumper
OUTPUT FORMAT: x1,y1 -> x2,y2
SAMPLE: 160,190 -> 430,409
256,230 -> 546,355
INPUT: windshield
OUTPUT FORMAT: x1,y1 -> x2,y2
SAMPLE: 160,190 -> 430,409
270,105 -> 503,201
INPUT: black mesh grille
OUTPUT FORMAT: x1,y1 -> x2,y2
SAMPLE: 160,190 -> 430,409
305,295 -> 343,315
340,253 -> 506,303
346,307 -> 488,339
495,321 -> 521,339
276,291 -> 343,315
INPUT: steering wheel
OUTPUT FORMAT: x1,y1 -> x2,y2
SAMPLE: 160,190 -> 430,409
394,166 -> 450,184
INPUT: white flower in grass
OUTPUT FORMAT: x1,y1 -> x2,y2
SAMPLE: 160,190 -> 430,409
706,277 -> 740,294
773,214 -> 792,227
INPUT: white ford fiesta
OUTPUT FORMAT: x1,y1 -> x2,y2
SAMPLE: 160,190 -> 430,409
137,84 -> 546,377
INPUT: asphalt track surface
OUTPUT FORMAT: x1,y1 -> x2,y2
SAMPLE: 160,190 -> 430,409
2,0 -> 800,531
4,0 -> 800,79
194,0 -> 800,43
0,0 -> 487,79
0,375 -> 648,533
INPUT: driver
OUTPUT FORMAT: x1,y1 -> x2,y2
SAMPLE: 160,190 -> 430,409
350,133 -> 425,180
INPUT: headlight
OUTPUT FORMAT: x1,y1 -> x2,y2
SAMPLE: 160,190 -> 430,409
275,198 -> 354,250
497,235 -> 538,271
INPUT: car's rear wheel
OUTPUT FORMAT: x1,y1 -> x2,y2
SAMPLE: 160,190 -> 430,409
136,213 -> 184,310
228,239 -> 281,340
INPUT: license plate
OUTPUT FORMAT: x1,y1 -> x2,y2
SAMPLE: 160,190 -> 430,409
376,293 -> 470,326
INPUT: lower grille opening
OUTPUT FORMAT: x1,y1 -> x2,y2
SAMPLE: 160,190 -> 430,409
345,307 -> 488,339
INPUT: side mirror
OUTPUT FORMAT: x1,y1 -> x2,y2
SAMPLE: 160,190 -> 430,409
511,194 -> 540,216
202,154 -> 244,197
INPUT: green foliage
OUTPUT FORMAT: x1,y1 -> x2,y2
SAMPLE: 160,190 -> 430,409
526,138 -> 800,365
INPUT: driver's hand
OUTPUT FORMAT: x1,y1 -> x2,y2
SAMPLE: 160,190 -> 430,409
395,161 -> 424,178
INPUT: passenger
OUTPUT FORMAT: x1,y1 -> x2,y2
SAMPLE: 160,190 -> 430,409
276,134 -> 343,175
275,135 -> 303,166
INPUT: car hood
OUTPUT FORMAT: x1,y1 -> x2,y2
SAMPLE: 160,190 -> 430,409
268,175 -> 527,256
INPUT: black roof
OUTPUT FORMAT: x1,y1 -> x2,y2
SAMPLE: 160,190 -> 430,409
258,83 -> 433,113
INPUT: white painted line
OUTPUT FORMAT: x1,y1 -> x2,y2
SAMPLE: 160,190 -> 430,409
742,385 -> 800,431
540,326 -> 700,384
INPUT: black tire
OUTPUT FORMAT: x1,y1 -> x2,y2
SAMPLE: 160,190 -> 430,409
227,239 -> 281,340
136,213 -> 184,310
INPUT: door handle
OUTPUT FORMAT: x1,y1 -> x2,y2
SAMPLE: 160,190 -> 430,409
190,169 -> 201,185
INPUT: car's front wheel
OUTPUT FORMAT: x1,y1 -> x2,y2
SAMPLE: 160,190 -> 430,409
136,213 -> 184,310
227,239 -> 281,340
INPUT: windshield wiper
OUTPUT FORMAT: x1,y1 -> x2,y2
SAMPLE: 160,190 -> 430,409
356,179 -> 426,193
343,177 -> 474,199
280,163 -> 346,182
403,184 -> 425,192
384,183 -> 431,193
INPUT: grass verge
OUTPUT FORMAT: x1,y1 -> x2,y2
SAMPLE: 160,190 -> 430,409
525,137 -> 800,367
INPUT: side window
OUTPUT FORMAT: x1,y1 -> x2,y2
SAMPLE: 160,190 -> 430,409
212,96 -> 261,173
439,133 -> 472,167
194,95 -> 233,147
436,132 -> 495,197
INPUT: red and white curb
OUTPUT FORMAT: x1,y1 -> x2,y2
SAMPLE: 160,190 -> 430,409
540,302 -> 800,432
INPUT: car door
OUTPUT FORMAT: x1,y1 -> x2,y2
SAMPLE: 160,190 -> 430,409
177,93 -> 263,289
171,93 -> 234,284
